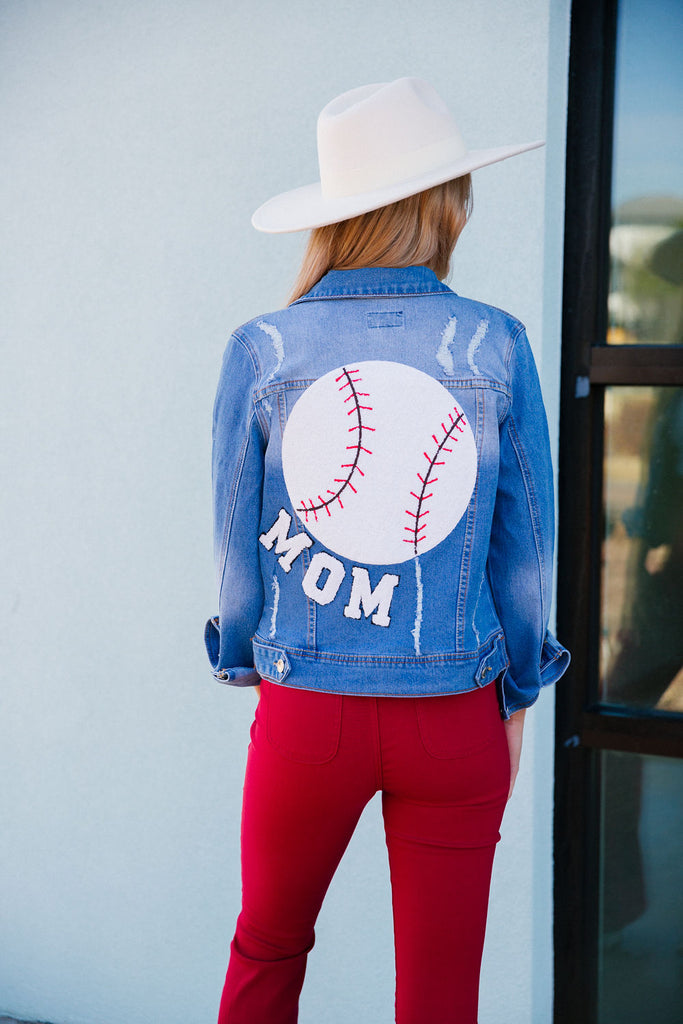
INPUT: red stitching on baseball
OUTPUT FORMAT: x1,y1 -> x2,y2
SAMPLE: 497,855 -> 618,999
296,367 -> 373,518
404,407 -> 466,555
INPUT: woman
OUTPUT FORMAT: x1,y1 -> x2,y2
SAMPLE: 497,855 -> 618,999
205,77 -> 570,1024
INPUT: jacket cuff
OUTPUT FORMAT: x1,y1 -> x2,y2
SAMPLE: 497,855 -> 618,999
203,616 -> 261,687
539,630 -> 571,687
499,629 -> 571,719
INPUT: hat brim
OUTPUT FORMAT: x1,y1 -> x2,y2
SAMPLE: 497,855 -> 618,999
251,140 -> 544,234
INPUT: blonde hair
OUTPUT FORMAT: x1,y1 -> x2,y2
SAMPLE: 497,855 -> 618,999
288,175 -> 472,304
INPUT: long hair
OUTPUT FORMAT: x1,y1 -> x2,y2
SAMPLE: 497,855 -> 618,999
288,174 -> 472,304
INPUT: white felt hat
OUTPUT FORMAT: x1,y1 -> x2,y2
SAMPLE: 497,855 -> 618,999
251,77 -> 544,234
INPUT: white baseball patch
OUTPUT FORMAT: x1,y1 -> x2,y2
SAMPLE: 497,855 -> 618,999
281,360 -> 477,565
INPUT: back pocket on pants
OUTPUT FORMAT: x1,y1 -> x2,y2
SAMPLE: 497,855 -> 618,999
416,682 -> 502,759
264,680 -> 343,765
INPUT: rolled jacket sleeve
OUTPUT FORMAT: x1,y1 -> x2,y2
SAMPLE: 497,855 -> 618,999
487,328 -> 570,718
204,333 -> 265,686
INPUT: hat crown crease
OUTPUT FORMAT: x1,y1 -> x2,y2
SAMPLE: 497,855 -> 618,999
317,77 -> 468,200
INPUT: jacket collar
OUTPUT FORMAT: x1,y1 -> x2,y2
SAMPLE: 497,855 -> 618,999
293,265 -> 453,301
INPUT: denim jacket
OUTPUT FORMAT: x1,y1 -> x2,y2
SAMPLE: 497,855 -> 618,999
204,265 -> 570,719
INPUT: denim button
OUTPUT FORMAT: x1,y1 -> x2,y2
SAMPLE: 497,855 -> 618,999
274,658 -> 285,673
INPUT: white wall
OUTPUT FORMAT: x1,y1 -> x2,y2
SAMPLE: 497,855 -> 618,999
0,1 -> 569,1021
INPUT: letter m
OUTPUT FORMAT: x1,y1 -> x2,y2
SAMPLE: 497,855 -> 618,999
259,508 -> 313,572
343,567 -> 399,627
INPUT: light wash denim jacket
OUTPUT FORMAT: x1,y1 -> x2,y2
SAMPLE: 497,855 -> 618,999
204,265 -> 570,719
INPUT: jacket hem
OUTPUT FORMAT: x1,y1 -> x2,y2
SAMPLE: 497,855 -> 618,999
251,631 -> 510,696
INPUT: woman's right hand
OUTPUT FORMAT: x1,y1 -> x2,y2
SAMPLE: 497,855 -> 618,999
503,708 -> 527,801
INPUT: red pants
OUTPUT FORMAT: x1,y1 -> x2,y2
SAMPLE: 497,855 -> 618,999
217,678 -> 510,1024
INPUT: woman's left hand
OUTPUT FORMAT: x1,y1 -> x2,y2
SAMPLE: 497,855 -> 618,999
503,708 -> 527,801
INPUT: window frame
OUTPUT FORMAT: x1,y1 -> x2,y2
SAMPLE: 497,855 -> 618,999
554,0 -> 683,1020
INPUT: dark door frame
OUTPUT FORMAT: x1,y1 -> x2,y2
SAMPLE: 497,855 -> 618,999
554,1 -> 683,1021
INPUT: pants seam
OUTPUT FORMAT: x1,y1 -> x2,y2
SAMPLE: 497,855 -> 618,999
371,696 -> 383,790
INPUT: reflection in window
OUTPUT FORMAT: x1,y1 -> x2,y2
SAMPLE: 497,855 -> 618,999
601,387 -> 683,712
609,208 -> 683,345
598,751 -> 683,1024
607,0 -> 682,346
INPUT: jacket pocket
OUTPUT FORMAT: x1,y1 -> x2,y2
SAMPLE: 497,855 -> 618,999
264,680 -> 343,765
416,681 -> 502,759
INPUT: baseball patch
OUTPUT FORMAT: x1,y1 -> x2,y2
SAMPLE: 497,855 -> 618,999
281,360 -> 477,565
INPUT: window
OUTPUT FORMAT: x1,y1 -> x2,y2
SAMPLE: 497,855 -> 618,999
555,2 -> 683,1022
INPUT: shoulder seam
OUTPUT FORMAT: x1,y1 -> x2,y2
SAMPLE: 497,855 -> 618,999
229,332 -> 267,446
230,329 -> 262,380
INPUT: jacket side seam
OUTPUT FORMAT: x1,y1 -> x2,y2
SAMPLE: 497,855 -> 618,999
506,413 -> 548,628
215,334 -> 264,598
217,424 -> 256,605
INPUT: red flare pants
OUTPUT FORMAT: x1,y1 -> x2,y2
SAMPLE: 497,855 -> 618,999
217,677 -> 510,1024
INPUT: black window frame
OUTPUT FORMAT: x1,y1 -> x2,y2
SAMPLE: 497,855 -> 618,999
554,1 -> 683,1021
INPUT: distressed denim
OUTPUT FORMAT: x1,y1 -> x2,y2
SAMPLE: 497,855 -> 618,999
204,265 -> 570,719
